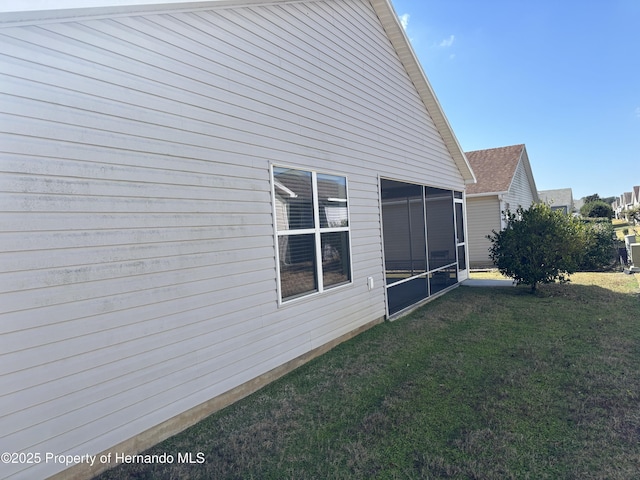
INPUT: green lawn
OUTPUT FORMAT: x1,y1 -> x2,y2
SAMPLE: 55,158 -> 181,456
613,219 -> 640,241
97,273 -> 640,479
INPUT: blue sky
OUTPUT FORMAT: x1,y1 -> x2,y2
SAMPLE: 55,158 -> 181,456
391,0 -> 639,200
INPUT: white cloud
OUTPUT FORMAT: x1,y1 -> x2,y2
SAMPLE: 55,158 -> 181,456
439,35 -> 455,47
399,13 -> 410,31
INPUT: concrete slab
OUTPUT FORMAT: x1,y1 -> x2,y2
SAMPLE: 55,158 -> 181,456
462,279 -> 516,287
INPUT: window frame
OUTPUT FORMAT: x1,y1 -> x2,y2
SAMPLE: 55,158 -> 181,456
454,192 -> 468,274
271,164 -> 353,305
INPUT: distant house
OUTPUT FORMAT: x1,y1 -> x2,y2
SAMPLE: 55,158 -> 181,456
538,188 -> 575,214
0,0 -> 476,478
612,188 -> 639,220
465,144 -> 539,268
622,192 -> 634,212
611,198 -> 621,219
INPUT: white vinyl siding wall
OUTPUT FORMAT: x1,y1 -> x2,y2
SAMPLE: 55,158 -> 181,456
503,159 -> 536,211
466,196 -> 501,268
0,1 -> 466,478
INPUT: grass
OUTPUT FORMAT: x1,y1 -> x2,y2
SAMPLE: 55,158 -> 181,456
469,269 -> 511,280
96,273 -> 640,480
613,218 -> 640,241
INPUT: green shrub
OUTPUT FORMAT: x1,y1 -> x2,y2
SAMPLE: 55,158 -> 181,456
488,203 -> 585,292
580,201 -> 613,219
578,221 -> 617,271
626,205 -> 640,224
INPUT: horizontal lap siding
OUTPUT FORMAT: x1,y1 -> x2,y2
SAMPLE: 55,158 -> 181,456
467,196 -> 501,268
504,159 -> 535,210
0,0 -> 463,478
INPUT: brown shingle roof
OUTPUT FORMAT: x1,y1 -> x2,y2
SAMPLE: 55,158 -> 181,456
464,144 -> 524,195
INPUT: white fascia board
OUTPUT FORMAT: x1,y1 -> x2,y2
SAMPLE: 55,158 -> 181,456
466,192 -> 507,199
369,0 -> 476,186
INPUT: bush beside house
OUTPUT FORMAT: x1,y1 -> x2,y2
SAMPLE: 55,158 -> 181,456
488,204 -> 618,292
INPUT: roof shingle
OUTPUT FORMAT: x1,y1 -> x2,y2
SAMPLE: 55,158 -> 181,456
464,144 -> 524,195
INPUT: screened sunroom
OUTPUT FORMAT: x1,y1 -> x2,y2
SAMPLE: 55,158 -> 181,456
381,178 -> 468,316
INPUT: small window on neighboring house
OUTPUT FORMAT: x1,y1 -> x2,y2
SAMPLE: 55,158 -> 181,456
272,166 -> 352,302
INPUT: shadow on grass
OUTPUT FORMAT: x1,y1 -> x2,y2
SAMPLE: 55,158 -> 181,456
95,275 -> 640,480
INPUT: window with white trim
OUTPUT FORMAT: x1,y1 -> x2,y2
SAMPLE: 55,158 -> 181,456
272,166 -> 352,302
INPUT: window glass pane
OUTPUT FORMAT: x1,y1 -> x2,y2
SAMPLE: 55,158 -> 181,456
455,202 -> 465,243
273,167 -> 314,231
387,277 -> 429,315
321,232 -> 351,288
317,174 -> 348,228
425,187 -> 455,270
278,234 -> 317,300
454,191 -> 463,199
381,180 -> 426,283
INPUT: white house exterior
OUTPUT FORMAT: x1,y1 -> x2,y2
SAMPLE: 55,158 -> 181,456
0,1 -> 475,478
613,186 -> 640,220
464,144 -> 538,268
538,188 -> 575,214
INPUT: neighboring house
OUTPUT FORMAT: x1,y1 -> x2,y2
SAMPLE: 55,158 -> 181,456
622,192 -> 634,212
611,198 -> 620,219
538,188 -> 575,214
612,188 -> 639,220
0,0 -> 476,478
464,144 -> 539,268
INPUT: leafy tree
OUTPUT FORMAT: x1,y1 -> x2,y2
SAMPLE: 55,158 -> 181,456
578,220 -> 617,271
488,203 -> 586,292
580,200 -> 613,219
625,205 -> 640,225
584,193 -> 601,203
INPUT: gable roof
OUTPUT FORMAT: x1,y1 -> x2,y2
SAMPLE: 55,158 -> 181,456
633,186 -> 640,204
1,0 -> 476,186
464,144 -> 529,196
538,188 -> 574,208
